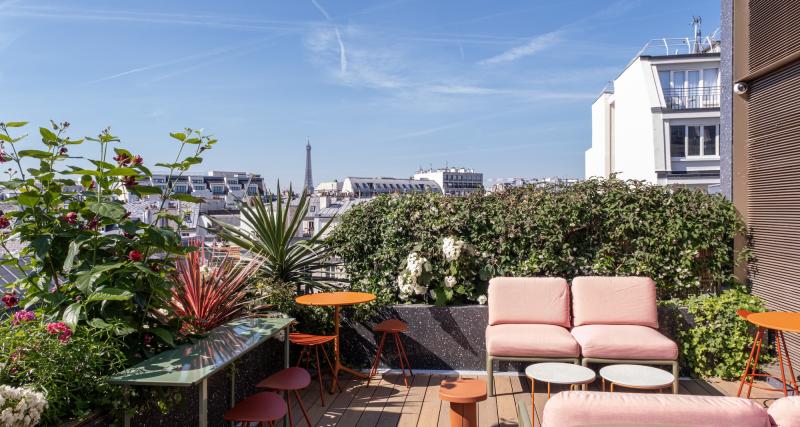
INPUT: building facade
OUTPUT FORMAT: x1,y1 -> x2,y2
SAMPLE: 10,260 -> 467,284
318,176 -> 441,198
413,167 -> 484,196
723,0 -> 800,366
585,36 -> 722,192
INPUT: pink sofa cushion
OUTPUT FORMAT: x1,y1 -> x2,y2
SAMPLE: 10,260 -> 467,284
571,324 -> 678,360
488,277 -> 570,327
486,324 -> 580,358
542,391 -> 771,427
769,396 -> 800,427
572,276 -> 659,328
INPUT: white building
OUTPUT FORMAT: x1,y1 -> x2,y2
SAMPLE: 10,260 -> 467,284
413,167 -> 484,196
585,35 -> 721,191
337,177 -> 440,198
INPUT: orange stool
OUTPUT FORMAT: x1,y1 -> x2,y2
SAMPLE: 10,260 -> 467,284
369,319 -> 413,387
289,332 -> 340,405
224,391 -> 286,427
439,378 -> 487,427
257,367 -> 312,427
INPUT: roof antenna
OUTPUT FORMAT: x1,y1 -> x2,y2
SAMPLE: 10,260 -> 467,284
691,16 -> 702,53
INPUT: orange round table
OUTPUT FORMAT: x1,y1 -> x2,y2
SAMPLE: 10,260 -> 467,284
296,291 -> 376,391
439,378 -> 487,427
737,311 -> 800,397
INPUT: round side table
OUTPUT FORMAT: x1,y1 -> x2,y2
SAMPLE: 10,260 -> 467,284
525,363 -> 596,416
599,364 -> 675,392
439,378 -> 487,427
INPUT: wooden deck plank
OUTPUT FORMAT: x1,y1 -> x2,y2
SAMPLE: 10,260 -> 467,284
476,375 -> 499,427
494,375 -> 517,427
375,374 -> 413,427
397,374 -> 431,427
416,374 -> 443,427
356,374 -> 401,427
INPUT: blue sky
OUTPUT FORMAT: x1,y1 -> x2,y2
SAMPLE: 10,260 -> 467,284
0,0 -> 720,186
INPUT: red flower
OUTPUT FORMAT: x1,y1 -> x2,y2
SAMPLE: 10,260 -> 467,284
133,155 -> 143,165
0,151 -> 9,163
46,322 -> 73,343
123,232 -> 136,239
88,181 -> 96,190
128,250 -> 144,262
12,310 -> 36,325
143,334 -> 154,346
59,147 -> 68,156
122,176 -> 137,188
0,215 -> 10,229
2,292 -> 18,308
87,216 -> 99,230
62,211 -> 78,225
113,153 -> 132,166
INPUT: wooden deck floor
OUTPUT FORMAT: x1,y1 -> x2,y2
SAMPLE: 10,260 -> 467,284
284,372 -> 786,427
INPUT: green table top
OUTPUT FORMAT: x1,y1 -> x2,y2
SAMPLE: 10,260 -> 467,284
109,317 -> 294,387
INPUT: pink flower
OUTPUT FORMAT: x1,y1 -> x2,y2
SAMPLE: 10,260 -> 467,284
62,211 -> 78,225
11,310 -> 36,325
0,215 -> 10,229
122,176 -> 137,188
59,147 -> 68,156
113,153 -> 132,166
2,292 -> 18,308
133,155 -> 143,165
87,216 -> 99,230
0,151 -> 9,163
46,322 -> 73,343
127,250 -> 144,262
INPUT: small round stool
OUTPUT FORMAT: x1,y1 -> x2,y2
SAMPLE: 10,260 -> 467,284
439,378 -> 487,427
369,319 -> 412,387
257,367 -> 312,427
224,391 -> 286,427
289,332 -> 339,405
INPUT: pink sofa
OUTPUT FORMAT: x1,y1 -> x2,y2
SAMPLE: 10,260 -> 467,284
540,391 -> 800,427
486,277 -> 580,396
571,276 -> 679,393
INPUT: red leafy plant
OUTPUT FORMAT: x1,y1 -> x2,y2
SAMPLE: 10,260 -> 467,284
166,245 -> 262,335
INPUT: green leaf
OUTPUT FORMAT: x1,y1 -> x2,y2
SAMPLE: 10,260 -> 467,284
107,167 -> 139,176
170,132 -> 186,141
18,149 -> 53,159
86,287 -> 134,302
4,121 -> 28,127
0,134 -> 12,142
150,327 -> 175,347
63,302 -> 82,328
67,169 -> 101,176
39,127 -> 58,142
169,193 -> 203,203
63,235 -> 92,273
16,191 -> 40,206
87,200 -> 127,221
88,318 -> 112,329
30,235 -> 52,258
183,156 -> 202,165
130,185 -> 163,196
74,262 -> 125,293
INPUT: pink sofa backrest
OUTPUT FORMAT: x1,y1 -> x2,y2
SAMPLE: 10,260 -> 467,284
571,276 -> 659,328
769,396 -> 800,427
488,277 -> 570,327
542,391 -> 773,427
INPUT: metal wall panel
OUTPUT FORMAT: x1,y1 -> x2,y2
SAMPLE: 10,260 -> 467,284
748,0 -> 800,73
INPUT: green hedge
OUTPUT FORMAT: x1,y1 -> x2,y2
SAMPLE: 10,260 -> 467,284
329,178 -> 746,305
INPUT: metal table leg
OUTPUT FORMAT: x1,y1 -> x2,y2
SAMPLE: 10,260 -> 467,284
199,379 -> 208,427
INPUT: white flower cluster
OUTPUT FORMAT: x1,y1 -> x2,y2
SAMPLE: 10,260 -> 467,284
398,253 -> 429,299
444,275 -> 457,288
0,385 -> 47,427
477,295 -> 487,305
442,237 -> 465,262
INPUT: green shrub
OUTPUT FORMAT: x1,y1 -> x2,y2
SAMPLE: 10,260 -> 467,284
663,289 -> 771,379
0,315 -> 127,425
329,178 -> 746,305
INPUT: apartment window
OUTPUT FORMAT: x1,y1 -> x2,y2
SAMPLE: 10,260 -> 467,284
661,68 -> 720,109
670,124 -> 719,157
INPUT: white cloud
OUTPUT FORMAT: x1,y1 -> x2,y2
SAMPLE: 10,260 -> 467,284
479,31 -> 562,65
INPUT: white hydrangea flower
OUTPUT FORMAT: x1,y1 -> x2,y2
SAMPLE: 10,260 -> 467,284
413,284 -> 427,295
444,275 -> 457,288
477,295 -> 487,305
0,385 -> 46,427
405,253 -> 427,278
442,237 -> 464,262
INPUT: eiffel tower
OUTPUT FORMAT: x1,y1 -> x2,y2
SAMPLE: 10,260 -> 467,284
304,139 -> 314,194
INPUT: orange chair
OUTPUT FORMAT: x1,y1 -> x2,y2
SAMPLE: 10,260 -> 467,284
224,391 -> 286,427
257,367 -> 312,427
368,319 -> 413,387
289,332 -> 340,405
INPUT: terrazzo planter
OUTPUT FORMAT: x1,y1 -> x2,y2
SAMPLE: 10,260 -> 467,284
340,304 -> 489,371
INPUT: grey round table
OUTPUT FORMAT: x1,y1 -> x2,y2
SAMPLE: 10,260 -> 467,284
525,363 -> 596,416
599,364 -> 675,392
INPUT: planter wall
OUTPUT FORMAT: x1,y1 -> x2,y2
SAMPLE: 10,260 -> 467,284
341,304 -> 685,373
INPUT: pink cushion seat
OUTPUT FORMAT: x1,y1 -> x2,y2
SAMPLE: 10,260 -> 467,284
488,277 -> 571,327
571,276 -> 659,328
768,396 -> 800,427
542,391 -> 772,427
571,324 -> 678,360
486,324 -> 580,358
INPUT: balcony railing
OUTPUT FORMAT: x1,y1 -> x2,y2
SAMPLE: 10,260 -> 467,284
663,86 -> 720,109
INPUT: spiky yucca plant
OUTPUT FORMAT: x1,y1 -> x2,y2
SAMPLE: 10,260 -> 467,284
168,246 -> 262,335
208,184 -> 332,291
